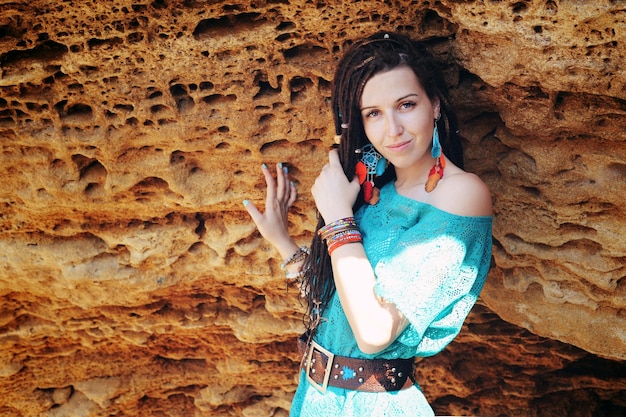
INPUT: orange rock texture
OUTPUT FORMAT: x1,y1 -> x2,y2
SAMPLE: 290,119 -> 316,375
1,1 -> 625,416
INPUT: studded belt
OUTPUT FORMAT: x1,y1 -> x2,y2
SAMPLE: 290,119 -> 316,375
298,334 -> 415,393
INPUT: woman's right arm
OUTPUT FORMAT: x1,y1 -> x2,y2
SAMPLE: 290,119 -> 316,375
244,163 -> 303,269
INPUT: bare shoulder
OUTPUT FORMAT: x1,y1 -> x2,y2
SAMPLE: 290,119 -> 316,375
430,171 -> 493,217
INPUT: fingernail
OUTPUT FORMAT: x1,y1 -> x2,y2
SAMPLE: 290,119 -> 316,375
278,162 -> 283,169
243,199 -> 249,206
261,163 -> 267,169
290,181 -> 295,187
283,166 -> 289,174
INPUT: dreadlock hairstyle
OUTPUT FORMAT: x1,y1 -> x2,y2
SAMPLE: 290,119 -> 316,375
301,31 -> 463,330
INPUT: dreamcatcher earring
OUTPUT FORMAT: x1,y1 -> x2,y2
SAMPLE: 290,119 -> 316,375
425,116 -> 445,192
355,144 -> 387,204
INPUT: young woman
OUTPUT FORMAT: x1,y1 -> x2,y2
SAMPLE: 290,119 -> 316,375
244,32 -> 493,416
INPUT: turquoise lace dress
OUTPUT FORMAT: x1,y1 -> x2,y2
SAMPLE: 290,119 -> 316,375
290,182 -> 493,416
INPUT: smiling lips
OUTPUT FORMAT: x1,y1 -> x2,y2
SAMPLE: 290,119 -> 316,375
386,139 -> 412,151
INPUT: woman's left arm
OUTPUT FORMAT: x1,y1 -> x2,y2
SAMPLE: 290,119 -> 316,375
312,150 -> 408,354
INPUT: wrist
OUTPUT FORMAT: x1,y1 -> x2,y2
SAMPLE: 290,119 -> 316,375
273,238 -> 301,261
321,209 -> 354,225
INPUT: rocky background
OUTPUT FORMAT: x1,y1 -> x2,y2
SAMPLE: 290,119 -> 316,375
1,0 -> 625,416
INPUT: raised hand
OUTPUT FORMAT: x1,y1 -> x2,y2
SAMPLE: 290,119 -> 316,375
244,163 -> 299,259
311,149 -> 361,224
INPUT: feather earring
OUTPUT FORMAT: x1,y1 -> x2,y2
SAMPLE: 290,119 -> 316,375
355,144 -> 387,204
425,121 -> 445,193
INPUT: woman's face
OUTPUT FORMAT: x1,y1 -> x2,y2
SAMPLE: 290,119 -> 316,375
359,65 -> 440,171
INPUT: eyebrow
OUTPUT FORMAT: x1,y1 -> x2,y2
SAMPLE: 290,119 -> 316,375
360,93 -> 420,111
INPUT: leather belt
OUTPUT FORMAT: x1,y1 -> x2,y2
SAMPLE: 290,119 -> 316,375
298,334 -> 415,394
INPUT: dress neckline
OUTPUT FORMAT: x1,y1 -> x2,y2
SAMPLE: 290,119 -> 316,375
387,182 -> 492,220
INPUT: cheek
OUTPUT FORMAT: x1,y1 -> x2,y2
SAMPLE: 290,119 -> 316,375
362,120 -> 382,144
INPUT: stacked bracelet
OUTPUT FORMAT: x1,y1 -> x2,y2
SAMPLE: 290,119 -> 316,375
317,217 -> 358,240
317,217 -> 362,256
285,268 -> 306,281
281,246 -> 310,269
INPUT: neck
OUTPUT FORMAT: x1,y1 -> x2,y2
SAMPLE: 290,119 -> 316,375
393,156 -> 438,192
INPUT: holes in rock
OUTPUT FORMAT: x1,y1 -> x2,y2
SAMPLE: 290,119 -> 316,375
87,37 -> 123,50
169,83 -> 195,113
0,24 -> 27,39
150,104 -> 168,114
533,26 -> 543,34
85,182 -> 104,196
194,213 -> 206,238
259,114 -> 274,125
283,44 -> 326,61
201,94 -> 236,106
114,103 -> 134,112
260,139 -> 288,154
318,77 -> 331,95
521,186 -> 540,197
54,101 -> 93,121
150,0 -> 167,9
199,81 -> 214,90
216,142 -> 230,149
127,32 -> 144,43
0,40 -> 68,70
170,150 -> 186,164
217,126 -> 229,132
189,242 -> 205,254
72,155 -> 107,183
525,86 -> 549,100
176,97 -> 194,112
290,76 -> 313,103
421,9 -> 445,33
193,13 -> 265,39
169,84 -> 187,97
512,2 -> 528,14
0,116 -> 15,127
254,80 -> 281,99
607,163 -> 626,180
147,89 -> 163,99
131,177 -> 171,196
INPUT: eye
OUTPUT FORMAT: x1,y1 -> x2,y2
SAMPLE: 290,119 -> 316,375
364,109 -> 380,118
399,101 -> 416,110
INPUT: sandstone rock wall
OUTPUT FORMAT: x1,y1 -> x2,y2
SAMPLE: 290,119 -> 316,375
1,1 -> 625,416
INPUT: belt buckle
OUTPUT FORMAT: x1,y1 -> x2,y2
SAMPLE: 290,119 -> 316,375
305,340 -> 334,394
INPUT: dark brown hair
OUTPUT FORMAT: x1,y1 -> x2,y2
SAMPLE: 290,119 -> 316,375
301,31 -> 463,329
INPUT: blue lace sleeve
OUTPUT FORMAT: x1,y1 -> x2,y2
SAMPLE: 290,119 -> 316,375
372,215 -> 492,357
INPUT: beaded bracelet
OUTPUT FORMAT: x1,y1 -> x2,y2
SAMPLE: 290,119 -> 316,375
285,269 -> 306,280
281,246 -> 310,269
318,217 -> 359,241
327,229 -> 363,255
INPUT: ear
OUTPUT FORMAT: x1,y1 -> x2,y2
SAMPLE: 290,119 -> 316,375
432,96 -> 441,119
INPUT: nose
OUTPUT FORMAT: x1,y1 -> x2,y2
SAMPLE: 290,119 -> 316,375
385,112 -> 403,137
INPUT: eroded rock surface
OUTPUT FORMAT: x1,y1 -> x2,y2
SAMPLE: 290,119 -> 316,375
1,1 -> 625,416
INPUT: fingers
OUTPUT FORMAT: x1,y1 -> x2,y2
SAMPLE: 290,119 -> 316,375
287,181 -> 297,207
254,162 -> 297,212
243,199 -> 262,224
275,163 -> 287,201
261,163 -> 276,203
328,149 -> 341,166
